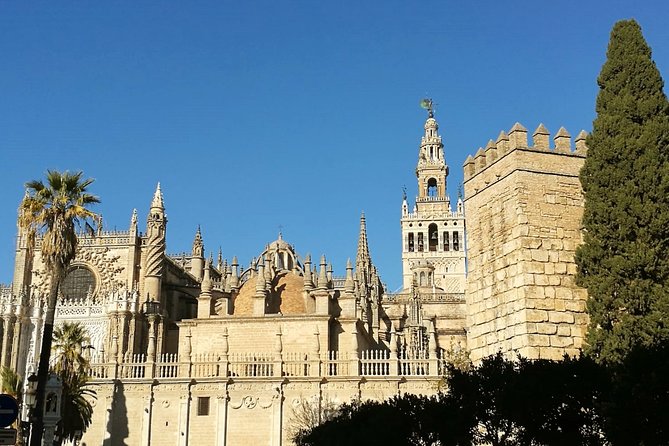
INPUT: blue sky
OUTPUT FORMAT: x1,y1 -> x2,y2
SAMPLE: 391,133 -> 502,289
1,1 -> 668,290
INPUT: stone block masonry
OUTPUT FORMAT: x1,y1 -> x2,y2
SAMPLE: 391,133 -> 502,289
463,123 -> 589,362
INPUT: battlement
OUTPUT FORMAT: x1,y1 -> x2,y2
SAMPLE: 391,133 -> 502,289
463,123 -> 588,182
462,121 -> 589,362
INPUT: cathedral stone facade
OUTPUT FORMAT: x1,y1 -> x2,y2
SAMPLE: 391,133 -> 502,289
0,112 -> 590,445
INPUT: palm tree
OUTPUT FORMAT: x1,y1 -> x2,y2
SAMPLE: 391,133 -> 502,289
52,322 -> 90,380
52,322 -> 96,445
19,170 -> 99,446
0,365 -> 22,397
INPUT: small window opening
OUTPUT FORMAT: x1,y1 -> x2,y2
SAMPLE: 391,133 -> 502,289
417,233 -> 424,252
198,397 -> 210,416
408,233 -> 414,252
453,232 -> 460,251
443,231 -> 450,251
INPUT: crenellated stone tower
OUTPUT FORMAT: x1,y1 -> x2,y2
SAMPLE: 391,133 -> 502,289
463,123 -> 590,362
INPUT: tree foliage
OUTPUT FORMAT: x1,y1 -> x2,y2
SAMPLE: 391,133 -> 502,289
20,170 -> 98,446
287,396 -> 341,442
1,367 -> 25,446
575,19 -> 669,363
20,170 -> 100,276
446,353 -> 606,446
295,393 -> 452,446
600,343 -> 669,445
0,366 -> 22,397
52,322 -> 97,444
297,354 -> 611,446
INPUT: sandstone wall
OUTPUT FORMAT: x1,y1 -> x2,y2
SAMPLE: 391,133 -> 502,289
463,126 -> 589,362
82,376 -> 442,446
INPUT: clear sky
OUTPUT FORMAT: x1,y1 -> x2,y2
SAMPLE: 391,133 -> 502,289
1,1 -> 668,290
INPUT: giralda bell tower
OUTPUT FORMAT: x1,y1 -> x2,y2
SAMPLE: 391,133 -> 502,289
400,102 -> 466,295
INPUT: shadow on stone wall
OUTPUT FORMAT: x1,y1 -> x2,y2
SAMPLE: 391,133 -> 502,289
103,380 -> 129,446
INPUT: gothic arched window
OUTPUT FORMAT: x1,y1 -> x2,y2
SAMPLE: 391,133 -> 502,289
60,265 -> 96,300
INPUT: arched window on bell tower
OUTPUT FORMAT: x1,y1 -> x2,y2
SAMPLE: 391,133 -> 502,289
427,178 -> 438,197
428,224 -> 438,252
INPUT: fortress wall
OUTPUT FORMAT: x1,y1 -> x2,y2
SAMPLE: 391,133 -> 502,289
463,124 -> 589,362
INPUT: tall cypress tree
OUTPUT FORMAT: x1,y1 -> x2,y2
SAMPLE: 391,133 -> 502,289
576,19 -> 669,363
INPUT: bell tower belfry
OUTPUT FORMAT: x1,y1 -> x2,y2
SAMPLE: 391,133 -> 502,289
416,106 -> 449,201
400,104 -> 466,294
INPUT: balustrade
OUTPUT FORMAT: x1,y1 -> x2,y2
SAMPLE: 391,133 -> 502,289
86,348 -> 447,381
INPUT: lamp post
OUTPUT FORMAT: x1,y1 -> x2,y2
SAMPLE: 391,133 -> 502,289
143,298 -> 161,317
22,373 -> 38,445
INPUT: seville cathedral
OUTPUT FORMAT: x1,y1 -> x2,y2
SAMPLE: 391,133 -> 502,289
0,110 -> 591,445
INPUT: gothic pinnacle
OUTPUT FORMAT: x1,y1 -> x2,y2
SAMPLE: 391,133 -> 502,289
130,209 -> 138,230
318,255 -> 328,289
345,258 -> 354,291
192,225 -> 204,257
356,212 -> 371,265
151,182 -> 164,209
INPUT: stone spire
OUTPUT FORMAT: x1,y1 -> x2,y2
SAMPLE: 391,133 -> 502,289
151,182 -> 164,210
401,187 -> 409,216
217,247 -> 223,272
303,254 -> 313,290
253,260 -> 267,316
344,258 -> 354,292
144,183 -> 167,301
192,226 -> 204,258
317,255 -> 328,289
340,258 -> 357,318
229,256 -> 239,290
356,212 -> 371,268
315,255 -> 330,314
197,258 -> 213,318
130,209 -> 138,231
191,226 -> 204,281
356,212 -> 373,297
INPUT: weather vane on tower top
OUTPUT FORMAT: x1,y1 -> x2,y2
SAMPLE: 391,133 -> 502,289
420,98 -> 434,118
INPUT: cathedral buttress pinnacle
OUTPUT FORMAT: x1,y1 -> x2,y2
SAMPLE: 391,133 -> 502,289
144,183 -> 167,301
151,182 -> 164,210
192,226 -> 204,258
356,212 -> 371,271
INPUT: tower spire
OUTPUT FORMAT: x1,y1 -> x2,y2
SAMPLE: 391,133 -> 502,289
151,182 -> 164,210
144,183 -> 167,301
356,212 -> 371,266
192,226 -> 204,257
416,105 -> 449,201
191,226 -> 205,281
